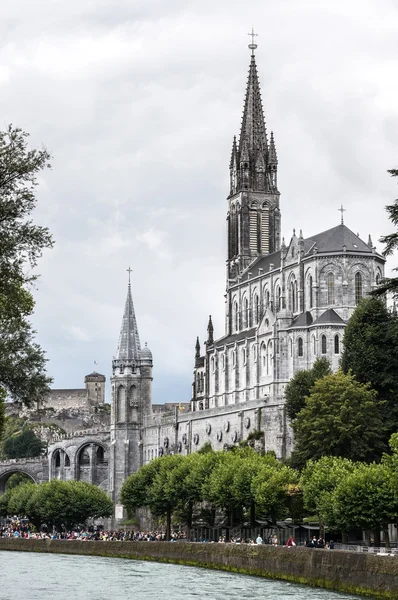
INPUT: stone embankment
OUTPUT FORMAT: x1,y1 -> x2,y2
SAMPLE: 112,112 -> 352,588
1,538 -> 397,598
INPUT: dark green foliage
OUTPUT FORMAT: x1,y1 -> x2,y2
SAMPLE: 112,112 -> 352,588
0,125 -> 54,408
285,358 -> 331,421
372,168 -> 398,297
5,472 -> 33,490
197,442 -> 213,454
3,428 -> 45,459
292,370 -> 386,468
1,480 -> 113,529
0,389 -> 5,441
341,297 -> 398,433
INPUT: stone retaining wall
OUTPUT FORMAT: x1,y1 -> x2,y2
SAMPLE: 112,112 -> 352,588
0,538 -> 397,598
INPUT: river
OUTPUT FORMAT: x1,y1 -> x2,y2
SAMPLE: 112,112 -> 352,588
1,550 -> 363,600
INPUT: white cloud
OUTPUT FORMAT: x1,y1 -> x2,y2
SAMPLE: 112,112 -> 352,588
1,0 -> 398,401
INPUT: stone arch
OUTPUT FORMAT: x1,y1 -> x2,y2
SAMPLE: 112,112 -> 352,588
75,441 -> 109,487
51,448 -> 72,480
0,469 -> 37,495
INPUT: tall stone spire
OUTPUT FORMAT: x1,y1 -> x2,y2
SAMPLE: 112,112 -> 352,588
238,53 -> 268,169
226,35 -> 281,283
115,281 -> 141,362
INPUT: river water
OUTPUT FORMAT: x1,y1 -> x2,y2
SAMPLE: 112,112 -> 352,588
1,550 -> 363,600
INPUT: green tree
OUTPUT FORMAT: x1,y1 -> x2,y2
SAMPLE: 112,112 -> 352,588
25,480 -> 113,530
0,125 -> 53,413
7,482 -> 39,526
252,463 -> 300,524
285,358 -> 331,421
372,168 -> 398,297
120,458 -> 163,516
168,451 -> 220,536
0,389 -> 5,442
202,448 -> 269,537
5,472 -> 33,491
292,370 -> 386,467
341,297 -> 398,433
147,454 -> 184,540
3,428 -> 45,459
300,456 -> 356,537
334,462 -> 397,547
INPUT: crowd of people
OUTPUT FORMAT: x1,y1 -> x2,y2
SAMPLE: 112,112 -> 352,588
0,523 -> 333,548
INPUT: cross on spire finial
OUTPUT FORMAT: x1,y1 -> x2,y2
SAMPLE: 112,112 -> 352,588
127,266 -> 132,285
338,205 -> 346,225
248,27 -> 258,55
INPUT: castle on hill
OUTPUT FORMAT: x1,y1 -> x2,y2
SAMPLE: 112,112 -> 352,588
0,42 -> 385,520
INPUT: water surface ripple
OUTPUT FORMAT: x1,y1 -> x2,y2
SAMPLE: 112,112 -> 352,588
1,550 -> 363,600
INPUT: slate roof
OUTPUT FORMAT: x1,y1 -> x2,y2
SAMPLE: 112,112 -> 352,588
303,224 -> 378,255
312,308 -> 346,326
240,250 -> 281,281
289,311 -> 313,328
215,327 -> 257,347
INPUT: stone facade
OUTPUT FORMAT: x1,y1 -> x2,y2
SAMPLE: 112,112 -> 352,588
0,46 -> 386,522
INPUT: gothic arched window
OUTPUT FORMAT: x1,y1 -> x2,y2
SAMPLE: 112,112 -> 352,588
355,272 -> 363,305
64,453 -> 70,467
233,301 -> 239,332
334,334 -> 340,354
327,272 -> 335,305
376,272 -> 381,285
321,335 -> 327,354
254,294 -> 259,324
276,286 -> 281,310
309,275 -> 313,309
117,386 -> 126,422
290,281 -> 295,312
244,297 -> 249,327
297,337 -> 303,357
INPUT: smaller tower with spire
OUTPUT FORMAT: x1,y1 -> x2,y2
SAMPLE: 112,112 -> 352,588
109,270 -> 153,517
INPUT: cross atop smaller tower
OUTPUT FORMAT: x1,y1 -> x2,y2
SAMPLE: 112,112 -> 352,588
127,266 -> 132,285
338,204 -> 346,225
248,28 -> 258,55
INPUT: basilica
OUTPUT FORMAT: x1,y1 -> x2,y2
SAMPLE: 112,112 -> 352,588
0,42 -> 385,521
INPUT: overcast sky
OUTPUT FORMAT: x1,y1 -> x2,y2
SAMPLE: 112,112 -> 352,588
1,0 -> 398,404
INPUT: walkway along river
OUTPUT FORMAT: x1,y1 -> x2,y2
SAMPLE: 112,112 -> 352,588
1,538 -> 398,598
1,550 -> 364,600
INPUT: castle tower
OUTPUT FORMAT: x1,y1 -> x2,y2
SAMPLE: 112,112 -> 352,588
227,37 -> 281,281
84,371 -> 106,406
109,273 -> 153,514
